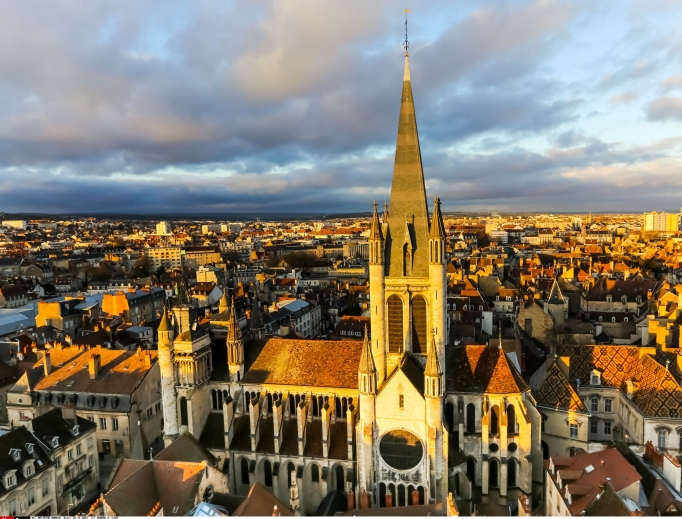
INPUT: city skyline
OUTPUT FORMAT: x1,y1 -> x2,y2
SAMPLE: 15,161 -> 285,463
1,0 -> 682,214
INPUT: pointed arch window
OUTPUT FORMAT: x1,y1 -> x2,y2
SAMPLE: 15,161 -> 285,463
387,295 -> 404,353
411,295 -> 427,354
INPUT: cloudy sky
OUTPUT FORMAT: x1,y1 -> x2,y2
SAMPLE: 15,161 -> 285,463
1,0 -> 682,215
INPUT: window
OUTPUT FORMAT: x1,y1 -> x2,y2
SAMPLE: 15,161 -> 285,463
8,499 -> 16,516
6,474 -> 15,487
68,449 -> 74,461
147,408 -> 153,419
76,444 -> 82,456
25,464 -> 33,476
99,418 -> 107,430
590,420 -> 598,434
570,424 -> 578,439
42,478 -> 49,496
591,373 -> 600,385
311,464 -> 320,483
112,418 -> 119,431
87,437 -> 94,449
155,402 -> 162,413
54,456 -> 61,468
605,399 -> 612,413
591,397 -> 598,412
89,454 -> 94,468
28,486 -> 35,506
88,416 -> 94,422
399,395 -> 404,409
604,421 -> 612,435
659,430 -> 668,450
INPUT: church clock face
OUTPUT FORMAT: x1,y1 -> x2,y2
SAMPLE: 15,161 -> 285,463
379,430 -> 424,471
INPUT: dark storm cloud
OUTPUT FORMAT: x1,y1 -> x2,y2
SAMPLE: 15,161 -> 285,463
0,0 -> 680,213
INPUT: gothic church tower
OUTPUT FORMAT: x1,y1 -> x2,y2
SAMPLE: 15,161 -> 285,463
360,41 -> 449,508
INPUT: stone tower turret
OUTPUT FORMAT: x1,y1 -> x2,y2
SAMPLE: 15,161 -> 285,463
227,298 -> 245,381
158,308 -> 179,447
369,201 -> 386,385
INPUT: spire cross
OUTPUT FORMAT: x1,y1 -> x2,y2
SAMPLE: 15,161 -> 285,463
404,9 -> 410,56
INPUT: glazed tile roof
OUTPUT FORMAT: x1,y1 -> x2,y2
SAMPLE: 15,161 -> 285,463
557,344 -> 682,418
530,360 -> 588,413
242,338 -> 363,389
446,345 -> 528,394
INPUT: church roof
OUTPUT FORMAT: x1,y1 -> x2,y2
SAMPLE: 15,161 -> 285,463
241,338 -> 364,389
369,201 -> 384,241
429,197 -> 446,239
385,54 -> 431,278
530,359 -> 588,413
358,328 -> 376,375
157,309 -> 171,332
446,345 -> 528,394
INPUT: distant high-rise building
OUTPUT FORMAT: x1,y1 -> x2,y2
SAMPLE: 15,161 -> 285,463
156,221 -> 172,235
2,220 -> 27,230
644,212 -> 680,232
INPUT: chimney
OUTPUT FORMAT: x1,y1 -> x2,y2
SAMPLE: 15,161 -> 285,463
62,404 -> 77,425
44,351 -> 52,376
525,318 -> 533,338
88,354 -> 101,380
144,351 -> 152,367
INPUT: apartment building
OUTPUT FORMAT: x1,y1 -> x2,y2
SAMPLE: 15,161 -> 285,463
145,246 -> 182,271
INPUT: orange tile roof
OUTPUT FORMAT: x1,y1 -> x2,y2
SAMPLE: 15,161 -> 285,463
530,360 -> 588,413
242,338 -> 363,389
446,345 -> 528,394
35,346 -> 157,395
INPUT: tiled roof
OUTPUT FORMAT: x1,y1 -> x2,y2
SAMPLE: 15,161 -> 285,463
233,482 -> 292,516
0,426 -> 53,499
557,344 -> 682,418
35,346 -> 157,395
446,345 -> 528,394
242,338 -> 363,389
105,460 -> 206,516
158,430 -> 219,464
530,360 -> 588,413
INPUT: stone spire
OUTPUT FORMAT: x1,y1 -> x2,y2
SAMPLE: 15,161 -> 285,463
358,326 -> 376,394
219,288 -> 229,315
424,332 -> 443,398
249,298 -> 264,339
430,196 -> 446,239
228,297 -> 241,342
385,50 -> 430,277
370,201 -> 384,241
425,332 -> 442,378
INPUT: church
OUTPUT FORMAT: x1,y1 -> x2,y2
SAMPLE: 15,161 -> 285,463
156,47 -> 544,515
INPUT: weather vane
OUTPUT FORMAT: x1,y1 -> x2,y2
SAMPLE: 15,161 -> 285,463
404,8 -> 410,56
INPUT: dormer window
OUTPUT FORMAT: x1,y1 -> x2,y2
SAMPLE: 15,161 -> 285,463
25,443 -> 34,455
9,448 -> 20,462
4,472 -> 16,489
606,295 -> 612,303
590,370 -> 601,386
71,425 -> 80,436
51,437 -> 59,448
23,460 -> 34,478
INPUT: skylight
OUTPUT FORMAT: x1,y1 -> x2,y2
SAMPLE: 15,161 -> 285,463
585,465 -> 594,473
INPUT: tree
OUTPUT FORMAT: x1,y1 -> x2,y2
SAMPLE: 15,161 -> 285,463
477,232 -> 491,248
128,255 -> 150,278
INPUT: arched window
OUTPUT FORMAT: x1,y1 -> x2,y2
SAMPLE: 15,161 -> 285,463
507,404 -> 516,434
411,296 -> 427,354
335,397 -> 342,417
508,459 -> 517,487
217,390 -> 223,409
211,390 -> 218,409
379,483 -> 387,508
388,483 -> 397,507
287,462 -> 295,487
264,460 -> 273,487
312,395 -> 319,416
311,463 -> 319,483
336,465 -> 344,491
398,483 -> 406,506
466,403 -> 475,433
289,394 -> 296,415
266,393 -> 272,413
490,405 -> 499,435
466,458 -> 476,481
489,459 -> 499,488
387,295 -> 404,353
241,458 -> 249,485
179,397 -> 188,426
418,486 -> 425,505
444,402 -> 455,433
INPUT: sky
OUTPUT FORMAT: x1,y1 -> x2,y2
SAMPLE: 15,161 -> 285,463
1,0 -> 682,215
